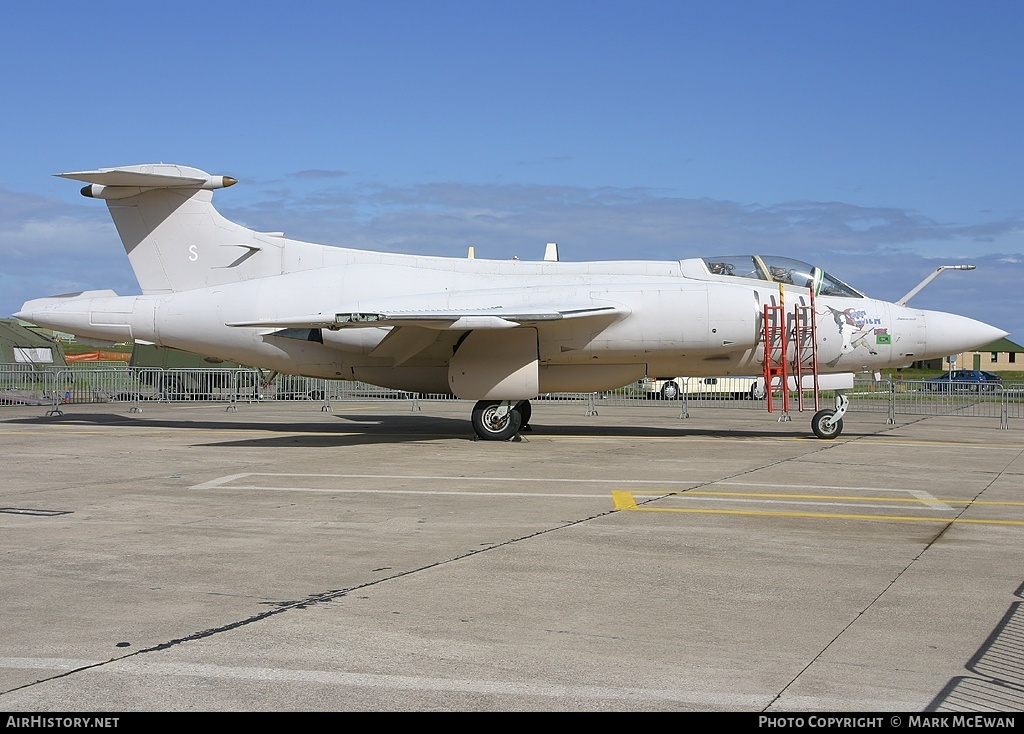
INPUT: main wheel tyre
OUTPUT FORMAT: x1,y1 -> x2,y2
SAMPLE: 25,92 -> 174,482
515,400 -> 532,429
471,401 -> 522,441
661,382 -> 680,400
811,409 -> 843,439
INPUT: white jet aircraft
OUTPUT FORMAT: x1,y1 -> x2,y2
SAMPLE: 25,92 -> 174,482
16,164 -> 1008,440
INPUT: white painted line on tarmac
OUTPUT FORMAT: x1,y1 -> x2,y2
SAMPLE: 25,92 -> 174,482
0,657 -> 99,671
191,472 -> 708,490
191,472 -> 953,510
0,657 -> 763,707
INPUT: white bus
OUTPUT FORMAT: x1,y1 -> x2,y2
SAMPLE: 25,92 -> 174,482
640,376 -> 762,401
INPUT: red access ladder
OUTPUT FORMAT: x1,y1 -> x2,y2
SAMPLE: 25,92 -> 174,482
762,288 -> 820,417
762,299 -> 789,417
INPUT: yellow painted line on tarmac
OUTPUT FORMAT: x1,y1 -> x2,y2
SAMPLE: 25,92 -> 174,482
624,489 -> 1024,507
0,428 -> 122,435
0,426 -> 318,436
0,423 -> 378,437
612,491 -> 639,510
860,440 -> 1024,450
4,414 -> 1021,447
610,491 -> 1024,526
545,432 -> 1024,449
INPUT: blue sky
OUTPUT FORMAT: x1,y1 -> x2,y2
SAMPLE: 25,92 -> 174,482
2,1 -> 1021,343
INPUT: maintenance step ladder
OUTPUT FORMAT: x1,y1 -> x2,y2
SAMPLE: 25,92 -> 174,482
762,290 -> 820,419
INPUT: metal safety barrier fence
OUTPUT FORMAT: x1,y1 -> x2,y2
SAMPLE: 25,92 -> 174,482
1,366 -> 1020,428
0,366 -> 57,409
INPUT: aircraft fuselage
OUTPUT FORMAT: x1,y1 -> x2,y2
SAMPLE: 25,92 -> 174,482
19,252 -> 988,394
16,164 -> 1009,439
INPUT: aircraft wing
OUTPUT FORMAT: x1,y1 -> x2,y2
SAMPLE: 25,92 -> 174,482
55,165 -> 235,191
57,168 -> 206,187
227,305 -> 624,331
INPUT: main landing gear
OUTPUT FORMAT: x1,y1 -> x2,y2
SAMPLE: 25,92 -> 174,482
469,394 -> 848,440
471,399 -> 532,441
810,391 -> 849,439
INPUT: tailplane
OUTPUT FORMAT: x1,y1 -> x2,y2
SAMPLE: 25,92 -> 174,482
58,164 -> 285,294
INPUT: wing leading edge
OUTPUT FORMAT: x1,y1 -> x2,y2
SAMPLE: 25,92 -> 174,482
226,305 -> 625,331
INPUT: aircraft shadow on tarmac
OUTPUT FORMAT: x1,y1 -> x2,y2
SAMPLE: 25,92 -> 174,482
7,411 -> 831,447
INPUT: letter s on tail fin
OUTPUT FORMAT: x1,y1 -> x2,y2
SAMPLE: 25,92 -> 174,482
57,164 -> 282,294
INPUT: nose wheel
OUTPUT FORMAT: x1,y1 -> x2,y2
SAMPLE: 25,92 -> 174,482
811,409 -> 843,439
810,392 -> 849,439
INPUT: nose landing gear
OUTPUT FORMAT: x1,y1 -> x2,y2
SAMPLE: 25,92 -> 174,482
811,392 -> 849,439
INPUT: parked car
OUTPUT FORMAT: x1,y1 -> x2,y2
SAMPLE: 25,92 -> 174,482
923,370 -> 1002,392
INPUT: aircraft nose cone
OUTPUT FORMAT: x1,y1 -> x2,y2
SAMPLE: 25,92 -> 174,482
924,310 -> 1008,357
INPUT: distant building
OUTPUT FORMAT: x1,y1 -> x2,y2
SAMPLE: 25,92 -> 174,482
962,337 -> 1023,370
913,337 -> 1023,371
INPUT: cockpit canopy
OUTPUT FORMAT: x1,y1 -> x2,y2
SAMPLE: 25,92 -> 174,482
700,255 -> 864,298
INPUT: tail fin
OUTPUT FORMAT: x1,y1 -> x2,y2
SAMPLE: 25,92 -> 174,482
58,164 -> 285,294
